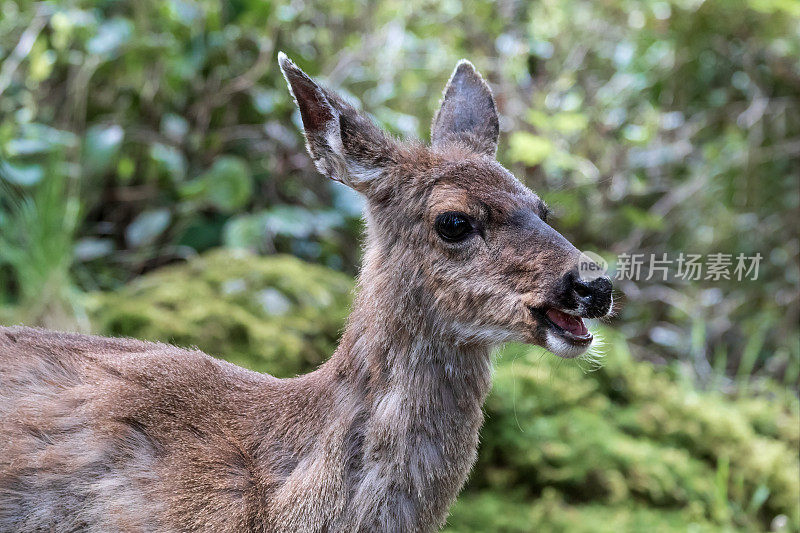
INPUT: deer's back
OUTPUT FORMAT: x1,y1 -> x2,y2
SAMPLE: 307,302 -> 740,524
0,326 -> 280,532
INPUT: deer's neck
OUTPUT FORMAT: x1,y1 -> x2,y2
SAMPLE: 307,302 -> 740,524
263,256 -> 494,531
321,279 -> 494,531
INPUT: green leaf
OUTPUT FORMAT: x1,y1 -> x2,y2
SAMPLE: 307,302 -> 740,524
5,124 -> 78,157
508,132 -> 554,166
86,18 -> 133,57
552,112 -> 588,134
0,160 -> 44,186
222,213 -> 265,250
149,143 -> 187,181
160,114 -> 189,142
6,139 -> 52,156
126,209 -> 171,247
74,237 -> 114,261
621,205 -> 665,231
181,156 -> 252,212
223,206 -> 344,249
83,124 -> 124,176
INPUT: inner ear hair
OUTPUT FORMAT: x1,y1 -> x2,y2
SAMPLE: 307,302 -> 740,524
278,52 -> 400,192
278,52 -> 337,136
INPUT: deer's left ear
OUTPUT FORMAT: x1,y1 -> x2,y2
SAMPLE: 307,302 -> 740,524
279,52 -> 399,193
431,60 -> 499,157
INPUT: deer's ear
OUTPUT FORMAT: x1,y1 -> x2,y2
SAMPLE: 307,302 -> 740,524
279,52 -> 397,192
431,60 -> 499,157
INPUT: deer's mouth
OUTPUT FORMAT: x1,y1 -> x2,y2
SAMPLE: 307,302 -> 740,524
529,306 -> 593,347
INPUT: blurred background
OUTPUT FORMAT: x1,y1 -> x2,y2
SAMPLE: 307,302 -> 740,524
1,0 -> 798,531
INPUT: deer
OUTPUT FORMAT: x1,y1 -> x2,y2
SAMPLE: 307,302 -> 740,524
0,54 -> 613,532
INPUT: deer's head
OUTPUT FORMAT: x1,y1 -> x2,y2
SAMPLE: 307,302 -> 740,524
279,54 -> 612,358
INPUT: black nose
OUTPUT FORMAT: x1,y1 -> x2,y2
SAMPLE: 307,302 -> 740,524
566,272 -> 612,319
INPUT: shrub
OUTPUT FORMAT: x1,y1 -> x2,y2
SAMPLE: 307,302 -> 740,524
88,249 -> 352,376
2,0 -> 797,383
462,340 -> 799,531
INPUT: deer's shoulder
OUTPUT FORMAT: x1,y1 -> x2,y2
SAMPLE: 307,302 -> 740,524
2,325 -> 259,376
0,326 -> 274,532
0,326 -> 272,423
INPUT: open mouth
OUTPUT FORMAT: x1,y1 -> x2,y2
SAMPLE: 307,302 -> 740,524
530,307 -> 593,346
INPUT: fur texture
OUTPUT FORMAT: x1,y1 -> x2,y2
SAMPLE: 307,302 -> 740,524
0,56 -> 612,532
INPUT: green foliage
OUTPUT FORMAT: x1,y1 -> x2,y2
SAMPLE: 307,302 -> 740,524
83,124 -> 123,177
2,0 -> 797,384
180,156 -> 252,212
0,162 -> 87,330
446,490 -> 727,533
508,132 -> 554,166
88,249 -> 353,375
458,339 -> 799,531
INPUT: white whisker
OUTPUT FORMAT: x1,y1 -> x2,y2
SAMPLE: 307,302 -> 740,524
577,327 -> 607,372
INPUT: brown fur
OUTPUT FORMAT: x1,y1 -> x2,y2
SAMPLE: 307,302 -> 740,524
0,56 -> 611,532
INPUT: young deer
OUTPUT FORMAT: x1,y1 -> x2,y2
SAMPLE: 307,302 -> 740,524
0,55 -> 612,532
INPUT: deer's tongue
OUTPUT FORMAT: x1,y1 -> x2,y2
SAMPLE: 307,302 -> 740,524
546,309 -> 589,337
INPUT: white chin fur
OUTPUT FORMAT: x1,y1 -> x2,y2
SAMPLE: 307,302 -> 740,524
544,330 -> 591,359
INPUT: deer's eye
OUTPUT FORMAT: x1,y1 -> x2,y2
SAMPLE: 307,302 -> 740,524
435,212 -> 474,242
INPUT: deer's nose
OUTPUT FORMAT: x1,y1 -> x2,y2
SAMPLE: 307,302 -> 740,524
568,273 -> 612,319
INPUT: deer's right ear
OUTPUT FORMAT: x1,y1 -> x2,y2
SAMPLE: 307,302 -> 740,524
279,53 -> 396,192
431,60 -> 499,157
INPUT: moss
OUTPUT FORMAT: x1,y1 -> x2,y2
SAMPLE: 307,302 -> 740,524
88,249 -> 352,376
446,490 -> 727,533
463,339 -> 799,531
87,252 -> 798,531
